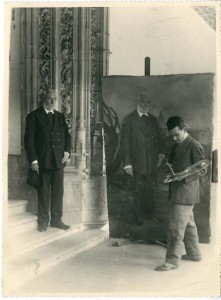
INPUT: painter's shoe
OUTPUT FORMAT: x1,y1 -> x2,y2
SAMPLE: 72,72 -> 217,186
182,255 -> 201,262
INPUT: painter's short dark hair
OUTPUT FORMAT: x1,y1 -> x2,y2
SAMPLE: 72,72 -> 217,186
166,116 -> 186,131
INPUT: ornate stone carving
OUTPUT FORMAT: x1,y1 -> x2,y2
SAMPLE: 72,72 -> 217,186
90,8 -> 98,131
193,6 -> 216,31
39,8 -> 51,103
60,8 -> 74,131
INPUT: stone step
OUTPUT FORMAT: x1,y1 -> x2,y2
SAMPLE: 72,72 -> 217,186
9,212 -> 38,235
8,223 -> 82,260
5,227 -> 109,292
8,200 -> 28,216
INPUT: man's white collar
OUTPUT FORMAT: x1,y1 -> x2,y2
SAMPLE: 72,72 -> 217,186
137,110 -> 148,117
44,108 -> 54,114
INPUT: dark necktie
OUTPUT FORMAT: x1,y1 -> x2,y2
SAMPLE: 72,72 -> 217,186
48,112 -> 54,127
141,114 -> 148,127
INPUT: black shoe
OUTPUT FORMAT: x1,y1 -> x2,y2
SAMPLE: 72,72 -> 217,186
50,221 -> 70,230
182,255 -> 201,262
38,223 -> 48,232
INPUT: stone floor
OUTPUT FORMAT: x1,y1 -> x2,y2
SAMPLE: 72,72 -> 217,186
13,238 -> 220,297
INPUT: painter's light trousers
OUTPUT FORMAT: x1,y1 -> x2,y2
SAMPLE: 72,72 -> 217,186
166,204 -> 201,266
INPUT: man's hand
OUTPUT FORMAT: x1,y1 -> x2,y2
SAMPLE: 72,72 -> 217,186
31,162 -> 39,174
62,152 -> 69,164
125,166 -> 133,177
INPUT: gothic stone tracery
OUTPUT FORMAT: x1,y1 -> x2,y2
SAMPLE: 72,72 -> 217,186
60,8 -> 74,131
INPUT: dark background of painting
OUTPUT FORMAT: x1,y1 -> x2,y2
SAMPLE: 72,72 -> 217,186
102,73 -> 214,243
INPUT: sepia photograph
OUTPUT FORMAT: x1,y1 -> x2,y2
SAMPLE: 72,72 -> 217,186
2,0 -> 221,297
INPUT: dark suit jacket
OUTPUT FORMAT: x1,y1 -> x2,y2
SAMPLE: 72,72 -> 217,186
169,134 -> 206,205
120,111 -> 162,175
24,107 -> 71,169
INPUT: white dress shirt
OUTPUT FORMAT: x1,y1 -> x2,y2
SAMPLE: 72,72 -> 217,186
44,108 -> 54,114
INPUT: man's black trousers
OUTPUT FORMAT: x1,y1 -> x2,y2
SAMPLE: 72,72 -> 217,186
37,168 -> 64,225
132,173 -> 157,221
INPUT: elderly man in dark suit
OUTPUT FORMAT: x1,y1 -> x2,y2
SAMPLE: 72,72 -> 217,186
155,116 -> 207,271
24,89 -> 71,232
121,92 -> 163,225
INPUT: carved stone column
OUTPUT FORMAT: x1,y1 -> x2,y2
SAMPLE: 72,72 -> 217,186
75,8 -> 90,177
52,8 -> 61,111
81,7 -> 109,225
56,8 -> 82,224
90,8 -> 110,176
